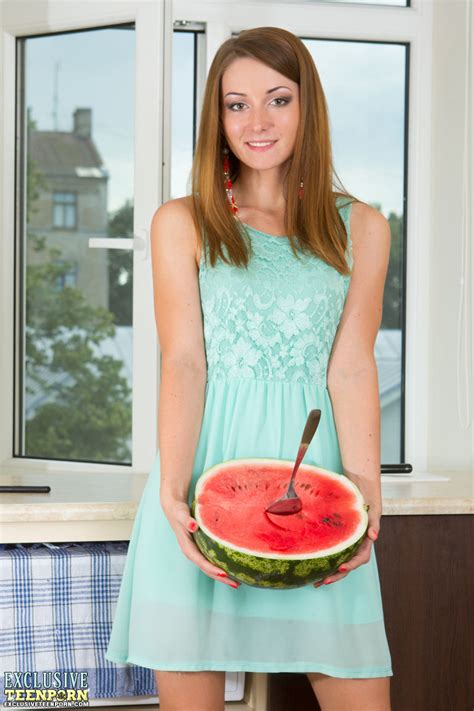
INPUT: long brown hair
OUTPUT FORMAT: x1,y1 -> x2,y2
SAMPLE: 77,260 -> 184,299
190,26 -> 361,276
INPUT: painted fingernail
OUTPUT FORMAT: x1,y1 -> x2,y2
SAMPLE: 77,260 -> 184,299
230,582 -> 240,589
217,572 -> 227,577
324,580 -> 333,585
189,521 -> 198,532
339,566 -> 348,572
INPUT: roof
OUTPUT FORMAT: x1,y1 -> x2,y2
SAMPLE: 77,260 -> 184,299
28,130 -> 106,178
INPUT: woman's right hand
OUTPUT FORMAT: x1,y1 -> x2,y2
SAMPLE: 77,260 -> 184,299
160,497 -> 241,589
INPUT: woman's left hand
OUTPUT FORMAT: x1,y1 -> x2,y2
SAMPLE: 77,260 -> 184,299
313,505 -> 380,589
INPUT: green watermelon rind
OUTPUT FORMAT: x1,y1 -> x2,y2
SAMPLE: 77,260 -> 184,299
190,457 -> 370,589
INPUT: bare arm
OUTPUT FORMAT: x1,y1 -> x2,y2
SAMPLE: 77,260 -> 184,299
150,198 -> 207,505
327,202 -> 391,522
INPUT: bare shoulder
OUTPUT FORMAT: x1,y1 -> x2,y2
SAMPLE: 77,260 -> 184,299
349,200 -> 391,254
149,196 -> 206,368
150,196 -> 200,269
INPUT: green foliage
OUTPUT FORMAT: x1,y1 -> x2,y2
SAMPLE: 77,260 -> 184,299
384,210 -> 403,329
25,248 -> 132,462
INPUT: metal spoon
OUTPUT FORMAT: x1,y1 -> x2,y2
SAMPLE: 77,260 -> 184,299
265,409 -> 322,515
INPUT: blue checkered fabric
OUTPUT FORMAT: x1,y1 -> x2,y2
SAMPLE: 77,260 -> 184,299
0,541 -> 156,702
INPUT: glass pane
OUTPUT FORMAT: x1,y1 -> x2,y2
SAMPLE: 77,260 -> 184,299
302,38 -> 407,463
171,30 -> 199,198
20,25 -> 135,465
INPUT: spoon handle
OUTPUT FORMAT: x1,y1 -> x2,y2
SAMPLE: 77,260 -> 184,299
288,409 -> 321,486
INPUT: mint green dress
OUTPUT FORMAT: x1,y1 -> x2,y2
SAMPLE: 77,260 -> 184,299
105,196 -> 393,678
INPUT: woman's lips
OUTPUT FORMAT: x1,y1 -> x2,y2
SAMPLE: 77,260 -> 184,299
245,140 -> 277,152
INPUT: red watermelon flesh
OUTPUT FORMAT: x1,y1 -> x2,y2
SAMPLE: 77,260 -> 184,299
196,460 -> 362,555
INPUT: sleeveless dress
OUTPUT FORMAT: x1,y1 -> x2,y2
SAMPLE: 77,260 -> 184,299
105,195 -> 393,678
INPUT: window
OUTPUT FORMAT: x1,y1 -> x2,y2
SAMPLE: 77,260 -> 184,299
301,37 -> 407,464
1,1 -> 443,477
19,24 -> 135,465
171,26 -> 205,198
52,258 -> 79,290
52,192 -> 77,229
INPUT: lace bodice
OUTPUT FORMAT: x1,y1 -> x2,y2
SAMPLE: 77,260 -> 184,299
198,199 -> 353,387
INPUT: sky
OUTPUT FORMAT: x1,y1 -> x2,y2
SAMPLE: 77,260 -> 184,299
25,23 -> 406,218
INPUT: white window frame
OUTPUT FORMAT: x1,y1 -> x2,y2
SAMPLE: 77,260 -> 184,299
0,0 -> 435,477
0,0 -> 171,476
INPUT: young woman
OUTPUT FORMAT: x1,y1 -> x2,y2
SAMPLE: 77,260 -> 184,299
106,26 -> 393,711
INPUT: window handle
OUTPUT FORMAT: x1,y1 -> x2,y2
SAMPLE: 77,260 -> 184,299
88,227 -> 149,261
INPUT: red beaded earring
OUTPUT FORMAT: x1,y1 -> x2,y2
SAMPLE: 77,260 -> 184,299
222,146 -> 239,217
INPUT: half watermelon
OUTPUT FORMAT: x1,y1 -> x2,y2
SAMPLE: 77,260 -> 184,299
190,458 -> 369,589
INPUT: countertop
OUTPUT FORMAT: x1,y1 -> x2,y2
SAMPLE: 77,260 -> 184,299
0,468 -> 472,544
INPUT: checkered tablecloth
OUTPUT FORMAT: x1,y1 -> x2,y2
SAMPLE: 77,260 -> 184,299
0,541 -> 156,702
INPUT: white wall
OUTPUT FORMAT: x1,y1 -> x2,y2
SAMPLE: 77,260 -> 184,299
429,0 -> 473,470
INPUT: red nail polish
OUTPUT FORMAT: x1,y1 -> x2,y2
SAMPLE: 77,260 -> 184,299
339,566 -> 348,572
230,582 -> 239,589
217,572 -> 227,577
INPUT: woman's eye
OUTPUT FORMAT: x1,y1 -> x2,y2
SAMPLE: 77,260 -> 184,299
226,96 -> 291,112
272,97 -> 290,107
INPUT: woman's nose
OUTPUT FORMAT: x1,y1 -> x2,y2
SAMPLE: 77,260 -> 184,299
246,109 -> 273,131
247,120 -> 273,134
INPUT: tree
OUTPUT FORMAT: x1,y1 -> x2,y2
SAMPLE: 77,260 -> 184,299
384,209 -> 403,329
24,112 -> 132,463
107,199 -> 133,326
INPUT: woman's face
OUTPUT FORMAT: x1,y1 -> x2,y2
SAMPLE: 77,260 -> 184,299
221,57 -> 300,174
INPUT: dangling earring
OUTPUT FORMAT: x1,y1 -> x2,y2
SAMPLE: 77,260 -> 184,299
298,179 -> 304,199
223,146 -> 239,217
